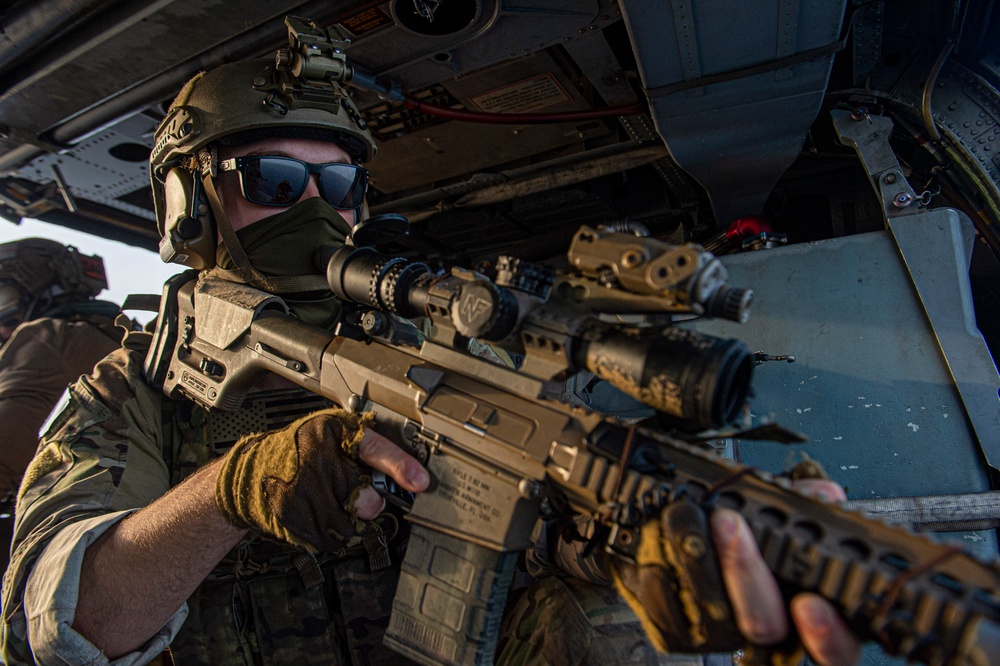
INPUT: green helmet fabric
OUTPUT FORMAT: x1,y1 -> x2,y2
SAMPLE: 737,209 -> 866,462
0,238 -> 108,318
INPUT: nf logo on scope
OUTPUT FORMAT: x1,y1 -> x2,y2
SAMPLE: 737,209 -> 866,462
459,293 -> 492,324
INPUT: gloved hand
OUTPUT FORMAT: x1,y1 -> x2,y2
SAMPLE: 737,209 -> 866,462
612,480 -> 860,666
612,501 -> 744,654
215,407 -> 382,553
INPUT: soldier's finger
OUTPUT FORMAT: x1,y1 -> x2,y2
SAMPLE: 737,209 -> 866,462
355,486 -> 388,520
357,428 -> 429,493
710,509 -> 788,645
790,594 -> 861,666
794,479 -> 846,503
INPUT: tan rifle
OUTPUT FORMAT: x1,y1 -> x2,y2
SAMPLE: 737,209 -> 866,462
145,225 -> 1000,666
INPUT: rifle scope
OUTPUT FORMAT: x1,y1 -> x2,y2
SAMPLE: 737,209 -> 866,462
573,324 -> 753,429
326,245 -> 754,429
325,245 -> 435,319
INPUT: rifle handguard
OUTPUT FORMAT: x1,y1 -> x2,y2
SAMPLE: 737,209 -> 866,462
214,407 -> 377,553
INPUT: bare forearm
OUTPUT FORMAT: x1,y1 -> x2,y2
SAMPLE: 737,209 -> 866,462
72,458 -> 246,658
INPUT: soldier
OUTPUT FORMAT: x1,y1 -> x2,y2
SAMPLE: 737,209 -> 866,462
0,239 -> 122,580
0,55 -> 860,666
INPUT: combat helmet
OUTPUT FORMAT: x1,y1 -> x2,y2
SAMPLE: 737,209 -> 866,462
150,49 -> 377,271
0,238 -> 108,325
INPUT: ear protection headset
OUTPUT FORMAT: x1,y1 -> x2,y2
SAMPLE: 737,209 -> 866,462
159,159 -> 215,270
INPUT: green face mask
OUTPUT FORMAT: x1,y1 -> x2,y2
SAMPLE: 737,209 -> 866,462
216,197 -> 354,328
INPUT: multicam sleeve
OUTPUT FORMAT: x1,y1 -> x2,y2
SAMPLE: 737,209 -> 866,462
20,512 -> 188,666
0,349 -> 181,665
525,513 -> 613,586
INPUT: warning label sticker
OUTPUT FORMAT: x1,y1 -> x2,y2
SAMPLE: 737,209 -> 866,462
468,74 -> 572,114
340,7 -> 393,37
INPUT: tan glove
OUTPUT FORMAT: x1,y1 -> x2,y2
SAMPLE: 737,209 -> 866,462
612,501 -> 805,664
215,407 -> 378,553
611,501 -> 744,654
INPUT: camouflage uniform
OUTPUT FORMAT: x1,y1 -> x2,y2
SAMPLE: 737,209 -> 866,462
0,330 -> 681,666
0,307 -> 122,582
498,514 -> 671,666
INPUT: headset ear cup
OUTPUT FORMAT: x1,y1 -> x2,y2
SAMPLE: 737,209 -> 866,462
161,168 -> 217,270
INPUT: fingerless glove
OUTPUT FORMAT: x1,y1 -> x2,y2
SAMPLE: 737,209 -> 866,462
215,407 -> 377,553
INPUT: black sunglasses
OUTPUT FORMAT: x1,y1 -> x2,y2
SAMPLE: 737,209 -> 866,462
218,156 -> 368,209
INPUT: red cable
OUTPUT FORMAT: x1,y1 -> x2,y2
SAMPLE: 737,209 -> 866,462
402,97 -> 647,124
724,216 -> 772,240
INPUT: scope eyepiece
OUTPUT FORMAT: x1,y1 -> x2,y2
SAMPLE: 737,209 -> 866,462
325,245 -> 433,318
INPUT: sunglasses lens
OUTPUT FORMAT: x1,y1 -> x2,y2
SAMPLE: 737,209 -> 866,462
319,164 -> 368,209
243,157 -> 307,205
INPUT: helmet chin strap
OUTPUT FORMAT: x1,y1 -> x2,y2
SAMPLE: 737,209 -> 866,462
197,148 -> 328,294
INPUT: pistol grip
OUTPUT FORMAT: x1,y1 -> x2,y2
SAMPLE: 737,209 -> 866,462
386,524 -> 518,666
